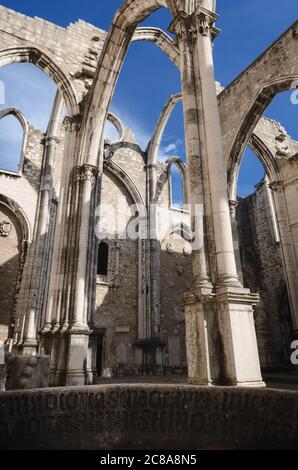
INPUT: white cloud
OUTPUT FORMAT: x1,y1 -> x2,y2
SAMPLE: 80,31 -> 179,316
163,143 -> 177,154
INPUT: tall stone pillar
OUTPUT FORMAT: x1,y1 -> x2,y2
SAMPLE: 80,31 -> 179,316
65,163 -> 98,386
22,92 -> 64,355
170,5 -> 264,387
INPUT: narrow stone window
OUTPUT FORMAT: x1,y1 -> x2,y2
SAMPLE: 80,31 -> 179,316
97,242 -> 109,276
169,162 -> 184,208
0,113 -> 24,174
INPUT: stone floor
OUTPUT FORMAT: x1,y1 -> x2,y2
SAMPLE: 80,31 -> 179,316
96,372 -> 298,391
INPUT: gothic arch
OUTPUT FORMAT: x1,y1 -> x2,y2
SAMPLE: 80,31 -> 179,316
218,19 -> 298,195
167,157 -> 189,206
106,113 -> 125,145
148,93 -> 182,166
104,160 -> 145,210
0,107 -> 29,175
0,194 -> 31,343
84,0 -> 172,167
154,157 -> 188,205
227,77 -> 298,198
0,46 -> 79,116
0,194 -> 31,243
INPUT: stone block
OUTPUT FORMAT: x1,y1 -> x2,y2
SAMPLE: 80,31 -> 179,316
6,355 -> 50,391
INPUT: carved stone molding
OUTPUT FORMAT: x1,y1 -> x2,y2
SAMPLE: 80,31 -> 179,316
229,200 -> 239,218
166,242 -> 174,255
269,180 -> 283,192
0,219 -> 12,237
168,12 -> 191,41
43,135 -> 61,147
176,264 -> 184,276
183,243 -> 192,256
63,114 -> 82,132
275,129 -> 291,160
169,7 -> 219,41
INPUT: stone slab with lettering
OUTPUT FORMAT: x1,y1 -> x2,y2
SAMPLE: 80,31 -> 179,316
0,385 -> 298,450
5,356 -> 50,391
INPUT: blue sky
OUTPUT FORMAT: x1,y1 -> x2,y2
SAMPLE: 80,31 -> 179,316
0,0 -> 296,196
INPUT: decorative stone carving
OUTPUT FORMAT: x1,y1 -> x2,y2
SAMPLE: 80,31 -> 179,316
6,355 -> 50,390
275,129 -> 291,160
43,135 -> 61,147
63,114 -> 82,132
74,164 -> 98,185
166,242 -> 174,255
176,264 -> 184,276
0,219 -> 12,238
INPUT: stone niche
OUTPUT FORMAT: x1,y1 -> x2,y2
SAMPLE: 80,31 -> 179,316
0,385 -> 298,450
6,356 -> 50,391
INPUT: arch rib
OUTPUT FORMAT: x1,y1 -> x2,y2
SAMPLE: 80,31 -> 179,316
132,27 -> 180,68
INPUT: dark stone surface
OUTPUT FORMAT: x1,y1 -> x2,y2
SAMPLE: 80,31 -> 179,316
0,384 -> 298,450
6,356 -> 50,391
0,365 -> 5,391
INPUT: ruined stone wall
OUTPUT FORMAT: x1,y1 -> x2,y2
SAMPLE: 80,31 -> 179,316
0,125 -> 44,231
95,167 -> 139,376
160,232 -> 191,370
0,206 -> 22,342
0,125 -> 45,343
237,182 -> 291,370
0,5 -> 107,100
93,132 -> 192,375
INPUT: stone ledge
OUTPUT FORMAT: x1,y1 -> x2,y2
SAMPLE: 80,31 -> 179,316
0,384 -> 298,450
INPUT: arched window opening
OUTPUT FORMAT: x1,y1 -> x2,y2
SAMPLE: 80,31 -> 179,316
237,147 -> 265,197
104,120 -> 120,144
97,242 -> 109,276
109,31 -> 181,151
159,100 -> 186,162
169,162 -> 184,209
0,63 -> 57,132
0,114 -> 24,174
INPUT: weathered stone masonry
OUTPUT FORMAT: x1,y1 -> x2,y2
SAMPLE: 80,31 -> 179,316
0,1 -> 297,387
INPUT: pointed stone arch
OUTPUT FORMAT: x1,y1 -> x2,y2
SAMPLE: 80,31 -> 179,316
218,20 -> 298,197
0,108 -> 29,175
0,46 -> 79,116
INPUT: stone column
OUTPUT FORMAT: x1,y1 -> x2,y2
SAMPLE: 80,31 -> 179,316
22,92 -> 64,354
65,163 -> 98,386
229,199 -> 243,284
170,13 -> 212,293
170,5 -> 264,387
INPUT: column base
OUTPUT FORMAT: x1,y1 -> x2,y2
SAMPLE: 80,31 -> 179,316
216,286 -> 264,387
188,378 -> 213,386
22,339 -> 38,356
184,290 -> 213,385
65,331 -> 92,386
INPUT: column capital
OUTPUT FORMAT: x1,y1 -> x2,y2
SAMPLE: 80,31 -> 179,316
169,7 -> 220,41
74,163 -> 99,185
64,114 -> 82,132
43,135 -> 61,146
168,11 -> 191,40
191,5 -> 220,39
